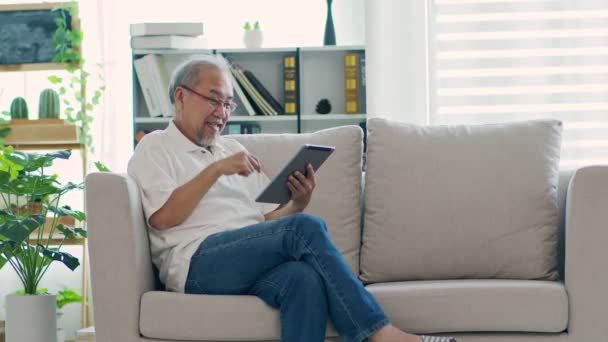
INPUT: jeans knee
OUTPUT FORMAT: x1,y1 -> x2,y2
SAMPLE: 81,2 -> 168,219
291,213 -> 327,236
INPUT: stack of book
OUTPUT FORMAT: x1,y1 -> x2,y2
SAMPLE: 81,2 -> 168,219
130,22 -> 207,50
216,54 -> 289,116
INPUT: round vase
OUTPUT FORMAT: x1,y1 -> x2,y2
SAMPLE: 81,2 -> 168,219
6,294 -> 57,342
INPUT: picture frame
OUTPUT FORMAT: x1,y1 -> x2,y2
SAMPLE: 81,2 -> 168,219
0,2 -> 79,69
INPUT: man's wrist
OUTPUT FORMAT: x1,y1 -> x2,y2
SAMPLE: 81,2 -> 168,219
208,161 -> 225,177
287,200 -> 305,213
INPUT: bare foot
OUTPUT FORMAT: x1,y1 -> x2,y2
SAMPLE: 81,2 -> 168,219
369,324 -> 421,342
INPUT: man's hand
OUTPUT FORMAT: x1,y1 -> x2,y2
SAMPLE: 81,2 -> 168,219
216,151 -> 261,176
287,163 -> 316,210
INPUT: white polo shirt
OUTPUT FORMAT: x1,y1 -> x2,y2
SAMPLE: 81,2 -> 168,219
127,121 -> 277,293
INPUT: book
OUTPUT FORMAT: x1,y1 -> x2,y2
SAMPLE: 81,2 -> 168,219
344,52 -> 359,113
283,54 -> 298,115
228,60 -> 277,116
243,70 -> 284,115
215,54 -> 256,116
133,58 -> 162,116
130,22 -> 204,37
130,35 -> 208,49
139,54 -> 173,117
358,52 -> 366,114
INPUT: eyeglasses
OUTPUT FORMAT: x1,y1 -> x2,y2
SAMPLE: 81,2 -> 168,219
179,85 -> 238,113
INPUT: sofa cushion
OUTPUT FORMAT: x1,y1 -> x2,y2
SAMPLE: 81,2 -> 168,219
231,126 -> 363,274
367,279 -> 568,333
140,291 -> 338,340
361,118 -> 562,282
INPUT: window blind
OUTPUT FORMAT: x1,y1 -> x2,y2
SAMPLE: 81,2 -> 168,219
429,0 -> 608,168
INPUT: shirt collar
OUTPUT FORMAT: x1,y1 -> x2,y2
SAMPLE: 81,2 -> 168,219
165,120 -> 225,154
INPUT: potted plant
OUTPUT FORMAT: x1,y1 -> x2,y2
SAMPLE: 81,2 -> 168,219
11,286 -> 82,342
0,147 -> 86,342
243,21 -> 263,48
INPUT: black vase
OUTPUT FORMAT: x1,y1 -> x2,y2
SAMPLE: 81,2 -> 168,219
324,0 -> 336,46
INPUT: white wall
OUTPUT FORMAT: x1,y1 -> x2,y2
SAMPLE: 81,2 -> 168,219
365,0 -> 429,124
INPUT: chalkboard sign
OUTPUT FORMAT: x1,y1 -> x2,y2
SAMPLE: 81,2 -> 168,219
0,3 -> 75,65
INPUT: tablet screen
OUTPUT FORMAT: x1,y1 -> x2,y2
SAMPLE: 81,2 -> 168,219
256,144 -> 335,204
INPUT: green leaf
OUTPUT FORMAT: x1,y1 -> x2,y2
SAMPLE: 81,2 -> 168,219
59,87 -> 66,95
48,75 -> 63,84
44,150 -> 72,160
41,247 -> 80,271
94,161 -> 110,172
55,224 -> 77,240
0,214 -> 45,244
0,254 -> 7,269
85,103 -> 93,111
46,205 -> 85,221
74,228 -> 87,238
0,127 -> 11,139
56,287 -> 82,309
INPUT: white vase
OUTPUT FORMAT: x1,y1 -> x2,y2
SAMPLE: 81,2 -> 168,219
243,29 -> 263,48
6,294 -> 57,342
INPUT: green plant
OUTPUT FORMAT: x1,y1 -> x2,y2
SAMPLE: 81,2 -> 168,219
56,287 -> 82,309
0,147 -> 86,294
52,1 -> 82,65
10,97 -> 29,119
39,89 -> 61,119
254,21 -> 261,30
48,1 -> 105,155
244,21 -> 252,30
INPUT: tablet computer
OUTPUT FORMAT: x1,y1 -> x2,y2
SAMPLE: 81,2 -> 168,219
256,144 -> 335,204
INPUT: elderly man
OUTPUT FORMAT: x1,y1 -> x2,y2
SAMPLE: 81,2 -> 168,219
128,55 -> 456,342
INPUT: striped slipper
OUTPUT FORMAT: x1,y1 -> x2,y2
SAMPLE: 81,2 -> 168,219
420,336 -> 457,342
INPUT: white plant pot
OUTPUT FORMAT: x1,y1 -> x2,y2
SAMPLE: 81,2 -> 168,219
243,29 -> 263,48
6,294 -> 57,342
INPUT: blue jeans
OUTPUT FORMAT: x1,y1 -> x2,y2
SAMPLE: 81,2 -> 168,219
185,213 -> 389,342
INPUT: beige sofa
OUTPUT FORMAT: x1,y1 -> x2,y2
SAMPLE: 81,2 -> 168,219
85,119 -> 608,342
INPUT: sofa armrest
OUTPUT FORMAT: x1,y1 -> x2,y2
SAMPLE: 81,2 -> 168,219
85,172 -> 156,342
564,165 -> 608,339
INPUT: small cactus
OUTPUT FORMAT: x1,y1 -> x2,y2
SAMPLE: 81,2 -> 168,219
38,88 -> 60,119
244,21 -> 251,30
254,21 -> 261,30
10,97 -> 28,119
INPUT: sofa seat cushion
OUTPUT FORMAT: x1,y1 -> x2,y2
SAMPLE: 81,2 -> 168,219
140,291 -> 338,340
367,279 -> 568,334
361,118 -> 563,282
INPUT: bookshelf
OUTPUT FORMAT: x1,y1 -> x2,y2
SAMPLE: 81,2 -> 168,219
132,45 -> 366,138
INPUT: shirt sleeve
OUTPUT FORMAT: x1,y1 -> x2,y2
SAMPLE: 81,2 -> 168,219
127,136 -> 178,227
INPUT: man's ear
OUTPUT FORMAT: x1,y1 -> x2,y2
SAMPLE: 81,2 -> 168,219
174,87 -> 185,110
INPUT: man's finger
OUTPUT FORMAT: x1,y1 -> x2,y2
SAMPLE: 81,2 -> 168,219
248,154 -> 261,172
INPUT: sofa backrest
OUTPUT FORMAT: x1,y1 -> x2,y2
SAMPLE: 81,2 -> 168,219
359,118 -> 568,283
231,125 -> 364,274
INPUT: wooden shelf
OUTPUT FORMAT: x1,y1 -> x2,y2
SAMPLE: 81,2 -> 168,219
2,120 -> 81,149
0,63 -> 73,72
